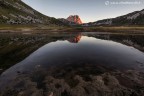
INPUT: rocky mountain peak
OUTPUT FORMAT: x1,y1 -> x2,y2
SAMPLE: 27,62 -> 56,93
67,15 -> 82,24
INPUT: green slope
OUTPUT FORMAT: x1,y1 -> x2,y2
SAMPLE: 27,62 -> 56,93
0,0 -> 64,26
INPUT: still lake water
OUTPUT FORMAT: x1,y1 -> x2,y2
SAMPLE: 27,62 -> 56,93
0,32 -> 144,93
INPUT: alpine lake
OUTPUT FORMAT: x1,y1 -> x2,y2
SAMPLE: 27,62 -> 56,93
0,32 -> 144,96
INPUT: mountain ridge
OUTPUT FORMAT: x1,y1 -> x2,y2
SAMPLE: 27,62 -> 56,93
0,0 -> 64,26
84,9 -> 144,26
0,0 -> 144,27
58,15 -> 83,26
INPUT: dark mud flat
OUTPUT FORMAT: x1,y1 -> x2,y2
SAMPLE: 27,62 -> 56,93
0,33 -> 144,96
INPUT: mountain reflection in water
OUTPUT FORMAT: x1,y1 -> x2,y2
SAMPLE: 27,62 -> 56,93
0,33 -> 144,96
68,33 -> 82,43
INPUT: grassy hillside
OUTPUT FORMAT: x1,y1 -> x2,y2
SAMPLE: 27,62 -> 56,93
0,0 -> 64,26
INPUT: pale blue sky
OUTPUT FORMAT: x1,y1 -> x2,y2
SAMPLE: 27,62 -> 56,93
22,0 -> 144,23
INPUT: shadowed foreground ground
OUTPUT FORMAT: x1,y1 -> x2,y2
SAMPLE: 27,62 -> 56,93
0,68 -> 144,96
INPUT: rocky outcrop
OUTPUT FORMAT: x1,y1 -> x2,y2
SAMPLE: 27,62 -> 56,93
67,15 -> 83,24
